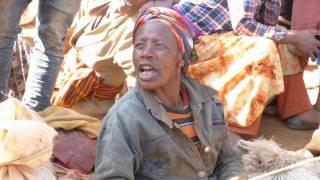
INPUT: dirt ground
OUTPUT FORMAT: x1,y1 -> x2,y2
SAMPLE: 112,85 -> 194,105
256,115 -> 314,150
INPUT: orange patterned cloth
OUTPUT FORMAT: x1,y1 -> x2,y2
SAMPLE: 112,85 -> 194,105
278,44 -> 301,76
188,32 -> 284,134
52,0 -> 137,110
52,62 -> 123,108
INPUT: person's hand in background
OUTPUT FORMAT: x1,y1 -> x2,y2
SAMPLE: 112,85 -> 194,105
138,0 -> 175,16
112,0 -> 148,15
286,29 -> 320,60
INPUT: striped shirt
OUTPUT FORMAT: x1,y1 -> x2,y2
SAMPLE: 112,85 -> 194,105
165,84 -> 201,149
173,0 -> 233,36
228,0 -> 287,41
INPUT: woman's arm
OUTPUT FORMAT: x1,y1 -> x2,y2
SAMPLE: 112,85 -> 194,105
94,113 -> 139,179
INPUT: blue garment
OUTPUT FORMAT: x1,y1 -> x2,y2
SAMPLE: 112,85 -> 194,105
0,0 -> 80,111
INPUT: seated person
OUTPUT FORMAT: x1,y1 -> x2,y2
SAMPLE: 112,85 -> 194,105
94,7 -> 246,179
173,0 -> 320,135
227,0 -> 320,130
289,0 -> 320,128
173,0 -> 284,135
52,0 -> 176,119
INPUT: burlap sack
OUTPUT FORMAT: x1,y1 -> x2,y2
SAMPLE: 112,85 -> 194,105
0,98 -> 57,180
305,129 -> 320,156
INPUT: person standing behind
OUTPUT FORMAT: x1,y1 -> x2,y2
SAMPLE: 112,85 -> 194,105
0,0 -> 81,111
293,0 -> 320,156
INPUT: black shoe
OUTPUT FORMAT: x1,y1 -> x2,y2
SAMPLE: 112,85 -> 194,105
263,105 -> 279,116
286,116 -> 319,130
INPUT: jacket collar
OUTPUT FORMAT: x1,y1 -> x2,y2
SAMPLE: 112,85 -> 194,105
140,76 -> 217,127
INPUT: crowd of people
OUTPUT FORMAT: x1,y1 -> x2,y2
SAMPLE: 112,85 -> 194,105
0,0 -> 319,179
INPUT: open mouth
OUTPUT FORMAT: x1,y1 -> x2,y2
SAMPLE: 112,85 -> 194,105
138,64 -> 157,81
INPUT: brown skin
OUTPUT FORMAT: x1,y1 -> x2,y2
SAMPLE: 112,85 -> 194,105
117,0 -> 148,15
133,21 -> 185,109
121,0 -> 175,15
138,0 -> 175,15
282,29 -> 320,60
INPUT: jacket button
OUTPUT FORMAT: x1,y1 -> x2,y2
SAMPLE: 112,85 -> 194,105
204,146 -> 210,153
199,171 -> 206,177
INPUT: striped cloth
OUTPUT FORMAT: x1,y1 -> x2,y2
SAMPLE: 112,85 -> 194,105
166,84 -> 201,149
52,62 -> 123,108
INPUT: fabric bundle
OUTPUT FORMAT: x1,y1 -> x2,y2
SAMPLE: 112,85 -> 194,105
0,98 -> 57,180
188,32 -> 284,135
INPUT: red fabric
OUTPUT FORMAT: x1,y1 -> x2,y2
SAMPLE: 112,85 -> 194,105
52,129 -> 97,174
227,115 -> 261,136
277,58 -> 312,119
277,0 -> 320,119
291,0 -> 320,31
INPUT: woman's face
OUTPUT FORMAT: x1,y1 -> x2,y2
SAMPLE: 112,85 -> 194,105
133,21 -> 183,91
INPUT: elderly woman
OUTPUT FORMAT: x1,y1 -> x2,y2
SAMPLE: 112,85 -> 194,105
94,7 -> 245,179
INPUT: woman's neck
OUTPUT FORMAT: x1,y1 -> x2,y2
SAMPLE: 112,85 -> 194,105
154,81 -> 182,110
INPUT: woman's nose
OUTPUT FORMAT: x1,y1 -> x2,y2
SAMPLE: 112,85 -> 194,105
141,45 -> 153,59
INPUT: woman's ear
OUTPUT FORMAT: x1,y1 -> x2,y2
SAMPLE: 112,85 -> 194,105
179,59 -> 185,67
177,53 -> 184,67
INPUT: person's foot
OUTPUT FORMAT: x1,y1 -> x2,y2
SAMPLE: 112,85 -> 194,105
263,104 -> 279,116
263,98 -> 279,116
286,109 -> 320,130
314,103 -> 320,112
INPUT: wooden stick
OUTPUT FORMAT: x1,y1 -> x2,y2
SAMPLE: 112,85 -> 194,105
250,156 -> 320,180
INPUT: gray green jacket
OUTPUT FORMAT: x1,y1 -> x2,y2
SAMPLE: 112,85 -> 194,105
94,77 -> 246,180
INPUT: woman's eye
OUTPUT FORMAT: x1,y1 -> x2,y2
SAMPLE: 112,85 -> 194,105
155,43 -> 166,49
134,43 -> 144,49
